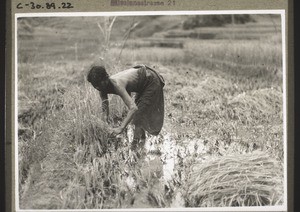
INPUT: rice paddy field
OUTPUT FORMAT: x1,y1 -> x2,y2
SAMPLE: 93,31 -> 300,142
17,14 -> 285,209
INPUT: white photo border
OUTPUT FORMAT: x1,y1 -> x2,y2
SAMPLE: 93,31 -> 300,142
14,9 -> 287,212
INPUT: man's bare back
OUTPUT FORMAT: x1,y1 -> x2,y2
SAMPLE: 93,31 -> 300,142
109,68 -> 140,94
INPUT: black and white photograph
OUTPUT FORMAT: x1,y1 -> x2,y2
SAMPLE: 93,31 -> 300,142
16,11 -> 287,210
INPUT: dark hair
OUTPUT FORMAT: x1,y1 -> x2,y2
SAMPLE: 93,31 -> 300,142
87,66 -> 109,86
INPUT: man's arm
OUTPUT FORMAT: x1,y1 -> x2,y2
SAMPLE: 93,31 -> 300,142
100,91 -> 109,123
111,80 -> 138,134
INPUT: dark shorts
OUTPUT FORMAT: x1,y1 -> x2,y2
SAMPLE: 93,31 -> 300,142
132,66 -> 165,135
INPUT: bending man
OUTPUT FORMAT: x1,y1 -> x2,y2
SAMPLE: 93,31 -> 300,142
87,64 -> 165,149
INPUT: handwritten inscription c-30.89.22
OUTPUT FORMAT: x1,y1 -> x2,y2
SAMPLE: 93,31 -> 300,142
16,2 -> 74,10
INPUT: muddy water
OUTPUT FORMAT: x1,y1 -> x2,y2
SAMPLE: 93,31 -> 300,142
124,126 -> 210,208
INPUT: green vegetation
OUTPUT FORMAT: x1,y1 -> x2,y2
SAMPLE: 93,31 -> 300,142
18,14 -> 284,209
182,14 -> 255,29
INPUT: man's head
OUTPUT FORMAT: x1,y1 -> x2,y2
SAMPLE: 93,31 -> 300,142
87,66 -> 109,91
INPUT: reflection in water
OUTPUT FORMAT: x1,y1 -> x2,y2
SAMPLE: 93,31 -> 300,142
146,133 -> 209,183
125,127 -> 209,208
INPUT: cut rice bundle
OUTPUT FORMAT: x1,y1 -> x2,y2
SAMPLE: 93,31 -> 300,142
174,76 -> 232,103
185,151 -> 283,207
228,88 -> 282,122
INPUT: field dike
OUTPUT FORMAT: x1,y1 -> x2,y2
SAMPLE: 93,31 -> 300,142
19,66 -> 284,209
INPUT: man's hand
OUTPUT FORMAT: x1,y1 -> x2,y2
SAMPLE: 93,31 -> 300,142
110,127 -> 123,137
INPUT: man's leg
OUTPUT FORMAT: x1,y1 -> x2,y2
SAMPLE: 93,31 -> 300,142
131,126 -> 145,150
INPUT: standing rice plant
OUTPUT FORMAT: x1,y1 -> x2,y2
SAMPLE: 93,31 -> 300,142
20,80 -> 135,209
